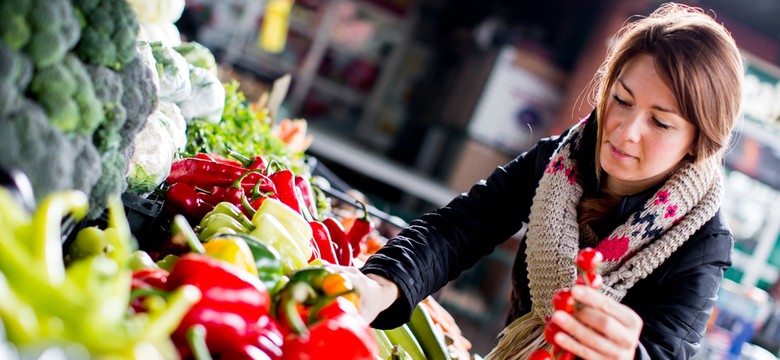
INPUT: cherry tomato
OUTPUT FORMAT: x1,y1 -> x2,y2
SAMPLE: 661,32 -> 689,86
576,248 -> 603,273
529,349 -> 553,360
552,289 -> 575,313
576,272 -> 604,289
544,322 -> 564,346
553,345 -> 575,360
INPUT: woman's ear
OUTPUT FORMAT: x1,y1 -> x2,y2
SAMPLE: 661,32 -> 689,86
688,146 -> 696,157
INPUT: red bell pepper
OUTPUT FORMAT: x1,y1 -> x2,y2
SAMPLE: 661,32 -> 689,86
276,267 -> 377,360
165,182 -> 219,220
309,221 -> 338,264
346,201 -> 374,258
167,254 -> 283,359
322,217 -> 352,266
130,268 -> 170,313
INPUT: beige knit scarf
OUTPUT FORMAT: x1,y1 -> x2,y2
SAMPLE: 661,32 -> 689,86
486,118 -> 723,359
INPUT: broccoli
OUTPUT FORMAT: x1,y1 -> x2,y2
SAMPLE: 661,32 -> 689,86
87,64 -> 127,153
0,45 -> 22,117
118,53 -> 158,151
25,29 -> 68,68
73,0 -> 139,70
22,0 -> 80,67
87,147 -> 129,219
28,55 -> 104,136
63,54 -> 104,136
70,135 -> 102,197
0,98 -> 77,203
0,14 -> 31,51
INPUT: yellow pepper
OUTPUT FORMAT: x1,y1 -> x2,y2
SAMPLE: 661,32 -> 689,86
203,236 -> 259,277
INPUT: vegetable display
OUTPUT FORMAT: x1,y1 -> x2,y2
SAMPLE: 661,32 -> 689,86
0,1 -> 480,358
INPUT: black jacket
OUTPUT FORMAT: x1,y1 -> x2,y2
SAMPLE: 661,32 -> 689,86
361,118 -> 733,359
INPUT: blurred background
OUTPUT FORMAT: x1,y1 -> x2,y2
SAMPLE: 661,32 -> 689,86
178,0 -> 780,357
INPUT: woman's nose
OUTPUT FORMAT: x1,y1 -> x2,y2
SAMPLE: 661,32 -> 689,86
618,114 -> 644,143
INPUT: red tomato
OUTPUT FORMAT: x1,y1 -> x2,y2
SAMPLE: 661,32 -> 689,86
552,289 -> 575,313
576,272 -> 604,289
576,248 -> 603,273
553,345 -> 575,360
544,322 -> 564,346
529,349 -> 553,360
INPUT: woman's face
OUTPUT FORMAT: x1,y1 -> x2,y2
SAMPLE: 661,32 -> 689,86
600,54 -> 697,195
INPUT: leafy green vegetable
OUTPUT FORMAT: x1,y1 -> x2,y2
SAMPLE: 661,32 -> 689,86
184,81 -> 304,172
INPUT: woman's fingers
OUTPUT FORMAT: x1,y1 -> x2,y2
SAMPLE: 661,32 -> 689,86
549,285 -> 643,360
572,285 -> 643,334
552,310 -> 620,359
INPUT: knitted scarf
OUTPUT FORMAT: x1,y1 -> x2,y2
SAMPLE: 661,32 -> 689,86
486,118 -> 723,360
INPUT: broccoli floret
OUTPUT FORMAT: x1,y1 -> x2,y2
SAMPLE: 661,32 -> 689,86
13,53 -> 33,90
63,54 -> 104,136
24,29 -> 67,68
26,0 -> 59,32
87,147 -> 128,219
72,0 -> 139,70
70,135 -> 102,197
75,29 -> 118,69
28,56 -> 104,135
0,98 -> 77,203
0,15 -> 32,51
0,45 -> 30,116
87,64 -> 127,153
29,62 -> 76,99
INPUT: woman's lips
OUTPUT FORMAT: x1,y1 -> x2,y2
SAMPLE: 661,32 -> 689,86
609,143 -> 636,160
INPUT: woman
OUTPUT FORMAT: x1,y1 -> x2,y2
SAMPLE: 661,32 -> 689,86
342,3 -> 743,359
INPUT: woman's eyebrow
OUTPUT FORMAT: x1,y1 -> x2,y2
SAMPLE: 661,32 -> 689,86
617,78 -> 679,115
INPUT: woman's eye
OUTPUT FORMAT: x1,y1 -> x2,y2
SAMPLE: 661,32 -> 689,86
612,95 -> 630,107
653,118 -> 670,129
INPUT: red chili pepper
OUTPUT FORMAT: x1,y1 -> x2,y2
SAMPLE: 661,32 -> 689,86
294,175 -> 318,218
346,201 -> 374,258
268,169 -> 301,214
165,182 -> 218,220
228,150 -> 267,171
322,217 -> 352,266
194,152 -> 243,167
168,158 -> 269,189
167,254 -> 283,359
308,236 -> 321,263
309,221 -> 338,264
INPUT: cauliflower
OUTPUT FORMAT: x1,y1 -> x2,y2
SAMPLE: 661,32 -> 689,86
126,110 -> 176,195
149,41 -> 191,102
174,41 -> 218,76
157,101 -> 187,152
176,65 -> 225,124
127,0 -> 185,24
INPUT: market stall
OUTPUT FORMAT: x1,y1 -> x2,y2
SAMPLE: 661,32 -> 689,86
0,0 -> 475,359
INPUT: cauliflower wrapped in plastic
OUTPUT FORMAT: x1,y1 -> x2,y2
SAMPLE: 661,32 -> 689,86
157,101 -> 187,152
175,41 -> 218,76
176,65 -> 225,124
149,41 -> 191,102
126,110 -> 176,195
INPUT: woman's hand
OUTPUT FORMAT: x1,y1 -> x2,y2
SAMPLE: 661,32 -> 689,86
550,285 -> 643,360
332,265 -> 399,323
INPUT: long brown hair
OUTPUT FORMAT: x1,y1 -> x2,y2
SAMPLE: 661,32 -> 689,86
581,3 -> 743,225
